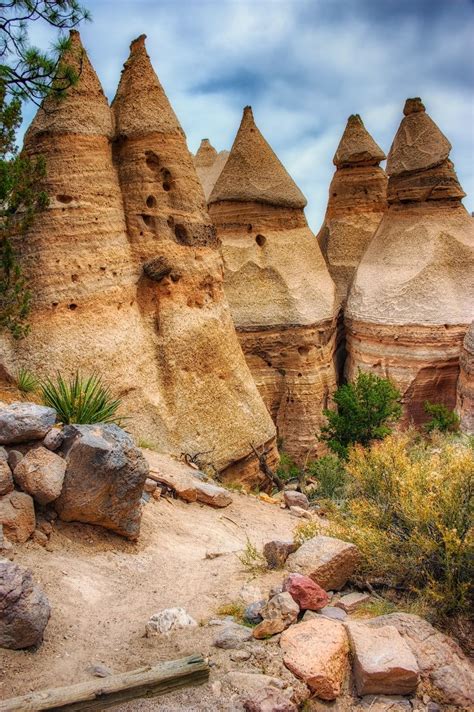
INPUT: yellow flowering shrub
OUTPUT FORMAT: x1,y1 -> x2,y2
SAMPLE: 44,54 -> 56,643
326,433 -> 473,616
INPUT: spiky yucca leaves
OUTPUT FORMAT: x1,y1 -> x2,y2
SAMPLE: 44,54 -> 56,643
40,372 -> 122,425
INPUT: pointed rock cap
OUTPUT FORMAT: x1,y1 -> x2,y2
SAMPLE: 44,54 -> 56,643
386,98 -> 452,176
195,139 -> 218,167
208,106 -> 307,208
24,30 -> 113,140
112,34 -> 181,137
333,114 -> 385,167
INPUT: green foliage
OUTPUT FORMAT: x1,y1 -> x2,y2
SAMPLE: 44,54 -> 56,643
40,372 -> 122,425
306,455 -> 348,501
320,371 -> 402,458
238,538 -> 267,575
276,451 -> 300,482
293,519 -> 321,547
326,433 -> 474,618
424,401 -> 460,433
15,366 -> 38,394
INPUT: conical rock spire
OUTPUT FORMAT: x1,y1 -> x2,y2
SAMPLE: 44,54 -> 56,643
195,139 -> 218,167
194,139 -> 229,201
209,106 -> 307,208
25,30 -> 112,139
333,114 -> 385,167
112,34 -> 181,136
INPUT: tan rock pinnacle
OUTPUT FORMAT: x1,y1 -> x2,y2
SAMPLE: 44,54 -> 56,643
194,139 -> 229,200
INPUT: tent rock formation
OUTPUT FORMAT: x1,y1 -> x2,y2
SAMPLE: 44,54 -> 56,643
346,98 -> 474,424
208,107 -> 338,464
0,32 -> 277,488
193,139 -> 229,200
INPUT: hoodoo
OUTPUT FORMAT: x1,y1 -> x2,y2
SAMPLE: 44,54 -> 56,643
111,37 -> 277,486
194,139 -> 229,200
0,30 -> 166,438
346,98 -> 474,424
317,114 -> 387,376
208,106 -> 338,464
456,322 -> 474,435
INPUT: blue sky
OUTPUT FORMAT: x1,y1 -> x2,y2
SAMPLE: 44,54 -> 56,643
25,0 -> 474,230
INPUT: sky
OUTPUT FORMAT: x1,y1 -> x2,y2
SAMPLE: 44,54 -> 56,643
24,0 -> 474,231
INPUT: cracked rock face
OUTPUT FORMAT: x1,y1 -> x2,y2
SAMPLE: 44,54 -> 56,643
346,99 -> 474,425
209,107 -> 338,464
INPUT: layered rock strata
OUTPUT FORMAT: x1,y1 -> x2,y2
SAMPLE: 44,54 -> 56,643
456,322 -> 474,434
194,139 -> 229,200
111,37 -> 276,486
346,99 -> 474,424
0,32 -> 277,487
317,115 -> 387,377
208,107 -> 338,463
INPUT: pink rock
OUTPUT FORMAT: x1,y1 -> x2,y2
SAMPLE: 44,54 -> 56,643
283,573 -> 329,611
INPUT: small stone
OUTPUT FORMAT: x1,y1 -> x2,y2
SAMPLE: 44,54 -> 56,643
87,663 -> 112,678
152,487 -> 161,501
193,480 -> 232,507
32,530 -> 48,546
143,478 -> 157,494
286,535 -> 360,590
244,687 -> 298,712
145,607 -> 197,637
269,584 -> 283,598
263,540 -> 297,569
284,491 -> 309,510
427,704 -> 441,712
0,490 -> 35,543
282,573 -> 329,611
335,592 -> 370,613
318,606 -> 347,622
0,402 -> 56,445
230,649 -> 252,662
14,446 -> 66,505
253,593 -> 299,639
239,583 -> 264,605
43,428 -> 64,451
7,450 -> 23,471
289,506 -> 312,519
0,460 -> 14,496
244,600 -> 265,625
0,560 -> 51,649
214,624 -> 253,649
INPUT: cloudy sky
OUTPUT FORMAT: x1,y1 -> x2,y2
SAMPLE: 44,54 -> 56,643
25,0 -> 474,230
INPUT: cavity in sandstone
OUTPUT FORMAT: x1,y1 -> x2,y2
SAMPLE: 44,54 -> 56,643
208,107 -> 338,464
317,115 -> 387,377
111,37 -> 277,487
456,321 -> 474,434
346,98 -> 474,425
194,138 -> 229,200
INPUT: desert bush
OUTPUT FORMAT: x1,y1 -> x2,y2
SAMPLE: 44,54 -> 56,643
40,371 -> 122,425
238,538 -> 267,574
306,455 -> 348,501
326,433 -> 473,617
424,401 -> 460,433
320,371 -> 402,459
276,452 -> 301,482
293,519 -> 322,547
15,367 -> 38,395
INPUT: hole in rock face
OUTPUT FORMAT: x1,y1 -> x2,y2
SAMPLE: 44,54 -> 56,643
174,224 -> 189,245
167,216 -> 174,228
247,224 -> 252,233
297,372 -> 302,377
141,214 -> 153,228
68,303 -> 77,310
162,182 -> 171,191
298,346 -> 310,356
255,234 -> 266,247
145,151 -> 160,170
146,195 -> 157,208
71,274 -> 79,283
161,168 -> 172,191
57,194 -> 73,204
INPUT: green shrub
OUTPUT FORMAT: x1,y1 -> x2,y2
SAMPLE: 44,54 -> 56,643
276,452 -> 301,482
15,367 -> 38,395
40,372 -> 122,425
306,455 -> 348,501
326,433 -> 474,618
424,401 -> 460,433
238,538 -> 267,574
320,371 -> 402,459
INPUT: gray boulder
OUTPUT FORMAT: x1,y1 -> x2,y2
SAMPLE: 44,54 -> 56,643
13,446 -> 66,505
0,402 -> 56,445
56,424 -> 149,540
0,560 -> 50,649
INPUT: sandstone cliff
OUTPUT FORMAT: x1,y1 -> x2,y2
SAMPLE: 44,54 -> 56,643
194,139 -> 229,200
0,32 -> 277,488
208,107 -> 338,464
456,322 -> 474,435
346,98 -> 474,424
111,37 -> 277,486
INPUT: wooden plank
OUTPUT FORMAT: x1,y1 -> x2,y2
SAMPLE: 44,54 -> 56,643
0,654 -> 209,711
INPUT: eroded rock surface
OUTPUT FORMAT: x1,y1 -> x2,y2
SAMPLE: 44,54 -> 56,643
456,321 -> 474,434
0,403 -> 56,445
194,138 -> 229,200
286,536 -> 360,590
0,490 -> 35,543
0,560 -> 50,649
209,106 -> 337,464
13,446 -> 66,505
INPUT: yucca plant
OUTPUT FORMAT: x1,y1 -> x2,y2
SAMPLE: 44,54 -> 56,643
15,367 -> 38,395
40,372 -> 122,425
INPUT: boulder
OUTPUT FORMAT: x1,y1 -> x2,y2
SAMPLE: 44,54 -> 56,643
253,592 -> 299,639
145,607 -> 197,636
366,613 -> 474,708
0,460 -> 14,496
282,573 -> 329,611
289,506 -> 312,519
0,490 -> 35,543
286,535 -> 360,590
280,617 -> 349,700
263,540 -> 297,569
214,623 -> 253,649
13,446 -> 66,505
245,600 -> 266,625
43,428 -> 64,452
56,424 -> 148,540
0,402 -> 56,445
7,450 -> 23,471
346,621 -> 419,695
193,480 -> 232,508
142,450 -> 197,502
318,606 -> 347,622
244,687 -> 298,712
284,491 -> 310,510
335,592 -> 369,613
0,560 -> 50,649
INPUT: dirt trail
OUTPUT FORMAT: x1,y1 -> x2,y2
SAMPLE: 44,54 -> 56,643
1,491 -> 300,708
